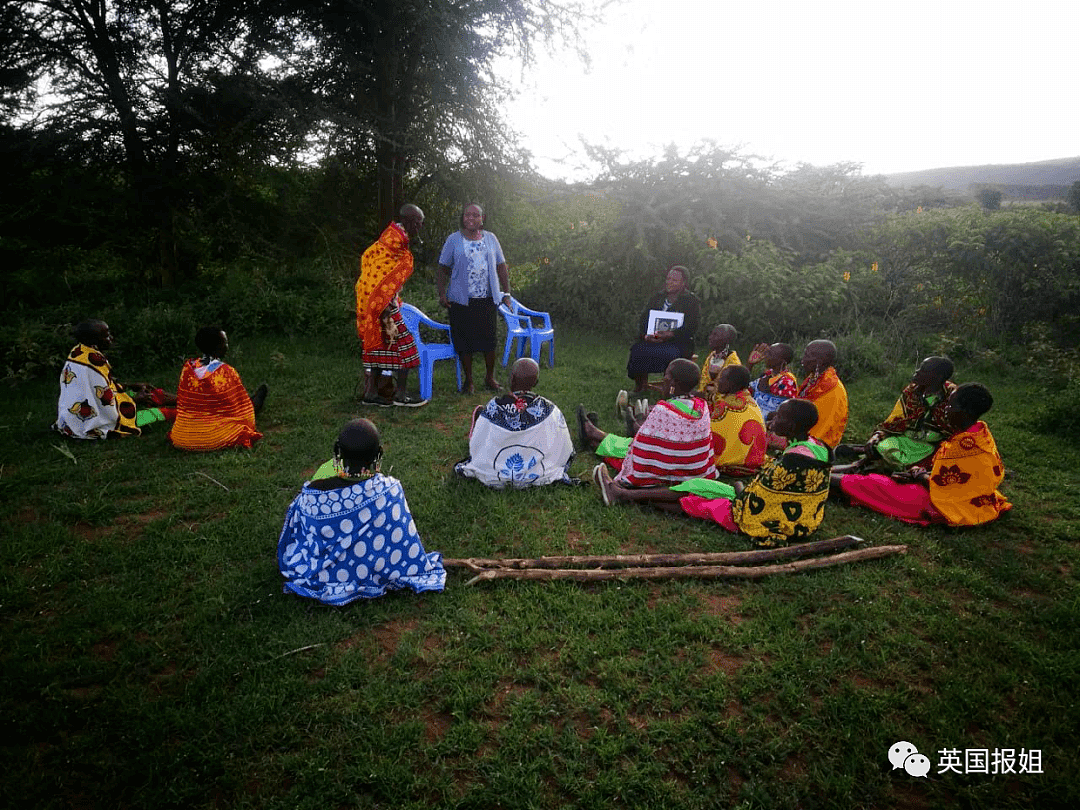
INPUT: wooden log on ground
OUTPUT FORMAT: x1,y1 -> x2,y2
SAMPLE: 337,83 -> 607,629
445,535 -> 865,572
461,545 -> 907,586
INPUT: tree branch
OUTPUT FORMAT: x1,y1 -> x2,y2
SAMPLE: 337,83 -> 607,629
461,546 -> 908,586
445,535 -> 865,571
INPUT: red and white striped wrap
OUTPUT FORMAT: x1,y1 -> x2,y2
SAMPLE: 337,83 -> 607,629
616,397 -> 718,487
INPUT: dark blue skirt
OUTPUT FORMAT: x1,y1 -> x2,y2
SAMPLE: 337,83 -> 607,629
449,297 -> 497,354
626,340 -> 690,378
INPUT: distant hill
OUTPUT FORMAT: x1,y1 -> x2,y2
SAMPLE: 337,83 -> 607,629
881,156 -> 1080,200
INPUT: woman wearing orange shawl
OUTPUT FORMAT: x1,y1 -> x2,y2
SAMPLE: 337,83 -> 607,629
797,339 -> 848,448
356,204 -> 425,407
169,328 -> 265,451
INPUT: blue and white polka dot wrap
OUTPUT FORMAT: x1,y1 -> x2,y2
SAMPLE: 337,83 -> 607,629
278,474 -> 445,605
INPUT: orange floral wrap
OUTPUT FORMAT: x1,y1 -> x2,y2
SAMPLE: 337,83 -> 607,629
928,422 -> 1011,526
356,223 -> 414,351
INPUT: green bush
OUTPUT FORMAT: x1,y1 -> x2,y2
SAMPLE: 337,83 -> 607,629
829,329 -> 891,382
522,255 -> 657,338
865,206 -> 1080,340
9,245 -> 135,311
3,258 -> 355,382
1023,323 -> 1080,434
0,320 -> 73,382
694,241 -> 846,341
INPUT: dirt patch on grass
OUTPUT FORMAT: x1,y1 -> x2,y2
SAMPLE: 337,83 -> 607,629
646,584 -> 689,609
334,616 -> 422,661
120,508 -> 169,527
148,661 -> 195,695
702,645 -> 746,678
778,752 -> 807,780
64,684 -> 103,701
372,616 -> 420,661
13,506 -> 41,525
889,780 -> 935,809
725,765 -> 745,796
487,679 -> 530,717
414,633 -> 444,667
850,672 -> 891,691
430,418 -> 463,438
71,522 -> 113,541
626,708 -> 688,731
72,508 -> 172,541
567,713 -> 596,741
565,530 -> 593,552
91,639 -> 118,662
1009,588 -> 1053,605
698,592 -> 745,624
421,706 -> 453,743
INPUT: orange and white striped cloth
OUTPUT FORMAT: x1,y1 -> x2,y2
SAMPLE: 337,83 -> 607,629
168,359 -> 261,451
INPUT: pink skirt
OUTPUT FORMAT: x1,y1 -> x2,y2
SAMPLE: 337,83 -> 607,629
839,473 -> 944,526
679,495 -> 739,532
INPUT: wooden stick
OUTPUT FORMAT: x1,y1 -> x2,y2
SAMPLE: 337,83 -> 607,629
191,470 -> 230,491
461,545 -> 906,586
445,535 -> 865,572
268,643 -> 326,661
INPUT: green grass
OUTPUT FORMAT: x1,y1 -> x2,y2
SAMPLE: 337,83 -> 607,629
1,325 -> 1077,808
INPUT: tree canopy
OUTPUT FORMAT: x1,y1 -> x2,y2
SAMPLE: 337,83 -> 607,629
5,0 -> 586,284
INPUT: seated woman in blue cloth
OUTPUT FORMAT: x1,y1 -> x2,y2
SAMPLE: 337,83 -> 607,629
626,265 -> 701,393
278,418 -> 446,605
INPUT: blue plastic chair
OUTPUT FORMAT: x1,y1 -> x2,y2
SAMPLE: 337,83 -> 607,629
498,296 -> 555,367
399,303 -> 462,400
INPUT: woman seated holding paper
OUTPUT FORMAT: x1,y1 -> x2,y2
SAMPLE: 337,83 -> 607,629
626,265 -> 701,393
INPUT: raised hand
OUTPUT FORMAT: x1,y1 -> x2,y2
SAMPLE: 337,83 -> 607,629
747,342 -> 769,366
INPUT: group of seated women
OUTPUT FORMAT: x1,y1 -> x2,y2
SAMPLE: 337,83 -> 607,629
598,264 -> 1010,546
54,319 -> 441,607
55,319 -> 266,447
59,257 -> 1012,605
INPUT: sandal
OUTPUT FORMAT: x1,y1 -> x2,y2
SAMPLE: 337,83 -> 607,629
593,463 -> 613,506
576,404 -> 590,450
615,389 -> 629,419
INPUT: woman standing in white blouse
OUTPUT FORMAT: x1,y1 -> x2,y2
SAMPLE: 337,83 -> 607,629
437,203 -> 512,394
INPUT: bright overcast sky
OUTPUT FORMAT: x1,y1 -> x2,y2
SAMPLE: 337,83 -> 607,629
502,0 -> 1078,181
